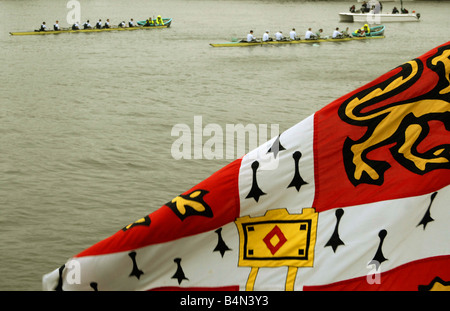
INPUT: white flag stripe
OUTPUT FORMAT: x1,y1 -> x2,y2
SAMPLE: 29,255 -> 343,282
297,185 -> 449,288
238,115 -> 315,218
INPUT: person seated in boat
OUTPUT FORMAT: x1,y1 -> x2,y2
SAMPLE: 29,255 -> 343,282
103,19 -> 111,29
53,21 -> 60,31
128,18 -> 135,27
290,28 -> 300,40
118,21 -> 126,28
363,24 -> 370,35
275,31 -> 285,41
305,28 -> 317,40
155,15 -> 164,25
72,22 -> 80,30
39,22 -> 47,31
83,20 -> 92,29
144,18 -> 154,26
247,30 -> 256,42
392,7 -> 399,14
263,30 -> 273,42
342,27 -> 351,38
401,8 -> 409,13
353,28 -> 364,37
349,5 -> 356,13
332,27 -> 343,39
315,28 -> 324,39
96,19 -> 102,29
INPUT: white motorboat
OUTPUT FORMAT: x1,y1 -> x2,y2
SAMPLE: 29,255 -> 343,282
339,12 -> 420,23
341,0 -> 420,24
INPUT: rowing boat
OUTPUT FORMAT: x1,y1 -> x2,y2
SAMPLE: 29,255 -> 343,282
136,18 -> 171,26
352,25 -> 385,37
210,34 -> 384,47
9,18 -> 172,36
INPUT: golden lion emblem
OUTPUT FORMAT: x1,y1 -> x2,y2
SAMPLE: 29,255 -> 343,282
339,45 -> 450,186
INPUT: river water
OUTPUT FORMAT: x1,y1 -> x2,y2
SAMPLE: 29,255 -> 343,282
0,0 -> 448,290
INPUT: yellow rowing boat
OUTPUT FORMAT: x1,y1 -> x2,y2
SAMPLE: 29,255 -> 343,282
210,35 -> 384,47
10,18 -> 172,36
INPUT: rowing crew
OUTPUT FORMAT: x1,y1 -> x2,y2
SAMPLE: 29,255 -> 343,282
39,16 -> 165,31
246,27 -> 351,42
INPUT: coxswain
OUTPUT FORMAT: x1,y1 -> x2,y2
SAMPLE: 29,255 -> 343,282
305,28 -> 316,40
83,20 -> 92,29
72,22 -> 80,30
144,18 -> 154,27
118,21 -> 125,28
53,20 -> 60,31
353,28 -> 364,36
262,30 -> 272,42
332,27 -> 343,39
96,19 -> 102,29
289,28 -> 300,40
39,22 -> 47,31
128,18 -> 135,27
103,19 -> 110,29
246,30 -> 256,42
156,15 -> 164,25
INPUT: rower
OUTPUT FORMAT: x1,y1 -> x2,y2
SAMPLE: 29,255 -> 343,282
53,20 -> 60,31
289,28 -> 300,40
83,20 -> 92,29
342,27 -> 351,38
275,31 -> 285,41
315,28 -> 323,39
39,22 -> 47,31
144,18 -> 154,26
305,28 -> 317,40
247,30 -> 256,42
332,27 -> 343,39
103,19 -> 110,29
118,21 -> 126,28
129,18 -> 135,27
262,30 -> 272,42
96,19 -> 102,29
155,15 -> 164,25
72,22 -> 80,30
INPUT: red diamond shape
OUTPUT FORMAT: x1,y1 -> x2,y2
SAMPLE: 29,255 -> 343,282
263,225 -> 287,255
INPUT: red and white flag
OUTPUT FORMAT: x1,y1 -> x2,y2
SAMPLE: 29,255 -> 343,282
43,42 -> 450,291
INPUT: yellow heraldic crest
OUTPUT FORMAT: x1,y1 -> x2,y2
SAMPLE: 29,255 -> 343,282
235,208 -> 318,291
